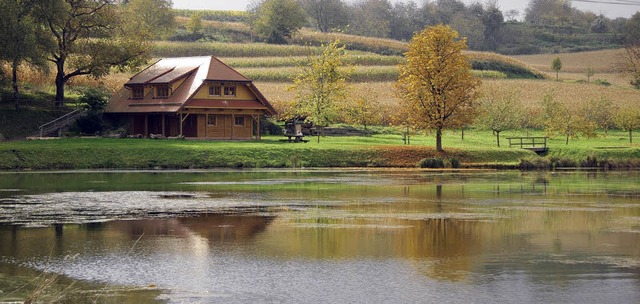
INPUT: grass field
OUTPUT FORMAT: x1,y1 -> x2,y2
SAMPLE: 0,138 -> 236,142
514,49 -> 624,73
1,129 -> 638,170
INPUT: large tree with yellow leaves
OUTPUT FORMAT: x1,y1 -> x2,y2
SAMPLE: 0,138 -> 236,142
396,25 -> 480,152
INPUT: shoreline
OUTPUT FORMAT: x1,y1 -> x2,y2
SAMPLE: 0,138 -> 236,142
1,137 -> 639,171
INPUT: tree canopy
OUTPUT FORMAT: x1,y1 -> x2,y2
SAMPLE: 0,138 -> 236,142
396,25 -> 481,152
289,40 -> 351,142
37,0 -> 171,105
0,0 -> 51,109
249,0 -> 307,44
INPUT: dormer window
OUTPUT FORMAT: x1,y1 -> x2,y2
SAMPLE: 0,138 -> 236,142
130,86 -> 144,99
209,84 -> 221,96
156,85 -> 169,98
224,85 -> 236,97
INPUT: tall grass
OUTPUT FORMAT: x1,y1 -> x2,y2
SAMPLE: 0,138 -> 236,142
172,9 -> 249,22
292,29 -> 408,56
151,41 -> 322,58
514,49 -> 624,73
222,54 -> 404,68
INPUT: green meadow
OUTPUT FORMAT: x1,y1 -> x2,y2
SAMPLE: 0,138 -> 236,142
1,129 -> 638,170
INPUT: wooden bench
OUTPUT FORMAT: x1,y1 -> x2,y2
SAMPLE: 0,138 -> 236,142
506,137 -> 549,153
279,135 -> 309,143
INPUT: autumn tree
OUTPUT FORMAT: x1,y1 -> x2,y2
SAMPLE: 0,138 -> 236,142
581,97 -> 616,135
541,94 -> 596,145
551,57 -> 562,81
187,12 -> 203,34
476,89 -> 523,147
614,106 -> 640,144
344,93 -> 382,131
396,25 -> 480,152
290,40 -> 351,143
37,0 -> 154,106
248,0 -> 307,44
621,43 -> 640,89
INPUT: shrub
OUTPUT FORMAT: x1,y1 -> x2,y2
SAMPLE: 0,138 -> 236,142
71,113 -> 106,135
450,158 -> 461,168
260,118 -> 283,135
549,156 -> 577,168
518,157 -> 551,170
79,88 -> 109,113
580,155 -> 600,168
418,158 -> 445,168
594,79 -> 611,86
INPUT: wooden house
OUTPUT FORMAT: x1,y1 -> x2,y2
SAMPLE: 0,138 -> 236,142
105,56 -> 276,140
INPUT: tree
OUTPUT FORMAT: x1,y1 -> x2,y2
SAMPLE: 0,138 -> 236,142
187,12 -> 203,34
476,89 -> 522,147
123,0 -> 175,40
621,43 -> 640,89
344,93 -> 382,131
551,57 -> 562,81
248,0 -> 307,44
0,0 -> 50,109
481,2 -> 504,51
624,11 -> 640,43
581,97 -> 616,135
299,0 -> 348,33
396,25 -> 481,152
614,106 -> 640,144
585,66 -> 595,82
525,0 -> 573,26
37,0 -> 153,106
347,0 -> 393,38
541,93 -> 596,145
290,40 -> 351,143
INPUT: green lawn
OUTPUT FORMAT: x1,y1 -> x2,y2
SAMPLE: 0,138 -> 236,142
0,129 -> 638,170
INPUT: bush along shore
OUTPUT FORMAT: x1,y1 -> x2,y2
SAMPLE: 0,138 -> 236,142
0,135 -> 638,171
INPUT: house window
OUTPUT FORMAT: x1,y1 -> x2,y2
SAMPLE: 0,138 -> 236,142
156,85 -> 169,98
131,86 -> 144,99
234,116 -> 245,126
209,85 -> 221,96
207,114 -> 216,126
224,85 -> 236,97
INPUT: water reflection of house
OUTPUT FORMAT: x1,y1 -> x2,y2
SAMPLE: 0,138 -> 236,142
105,56 -> 276,139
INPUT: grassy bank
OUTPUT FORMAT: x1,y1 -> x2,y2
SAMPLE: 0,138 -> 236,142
1,130 -> 638,170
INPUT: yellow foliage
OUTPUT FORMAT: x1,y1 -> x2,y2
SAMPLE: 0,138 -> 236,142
396,25 -> 481,151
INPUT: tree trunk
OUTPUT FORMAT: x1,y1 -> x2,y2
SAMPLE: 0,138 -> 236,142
566,133 -> 569,145
630,130 -> 633,144
436,128 -> 443,152
12,60 -> 19,110
461,128 -> 464,141
496,130 -> 501,147
55,60 -> 66,107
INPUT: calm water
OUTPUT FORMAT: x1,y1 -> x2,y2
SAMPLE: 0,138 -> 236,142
0,170 -> 639,303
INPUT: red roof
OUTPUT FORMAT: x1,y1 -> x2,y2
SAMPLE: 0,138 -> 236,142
106,56 -> 275,115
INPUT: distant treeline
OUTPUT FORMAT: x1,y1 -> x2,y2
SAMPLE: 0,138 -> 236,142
173,0 -> 638,55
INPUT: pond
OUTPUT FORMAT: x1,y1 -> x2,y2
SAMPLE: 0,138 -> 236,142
0,170 -> 639,303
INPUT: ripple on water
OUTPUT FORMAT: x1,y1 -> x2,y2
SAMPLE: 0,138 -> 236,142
0,191 -> 288,226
